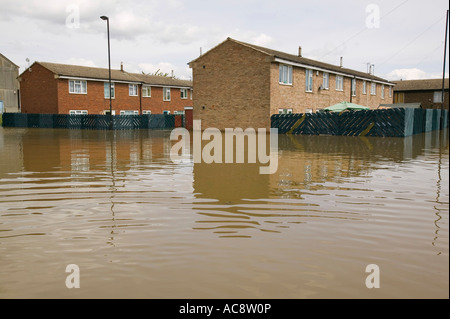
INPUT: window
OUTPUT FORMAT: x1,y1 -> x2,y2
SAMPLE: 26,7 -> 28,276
394,92 -> 405,104
190,89 -> 193,100
142,110 -> 152,115
389,86 -> 392,97
104,110 -> 116,115
278,108 -> 293,114
104,82 -> 115,99
351,78 -> 356,96
163,87 -> 171,101
433,91 -> 443,103
129,84 -> 138,96
381,85 -> 385,99
69,110 -> 88,115
279,64 -> 293,85
180,88 -> 188,99
305,108 -> 313,114
362,81 -> 367,94
174,111 -> 185,115
305,69 -> 313,92
371,82 -> 376,95
142,86 -> 151,97
335,75 -> 344,91
322,72 -> 329,89
120,110 -> 139,115
163,110 -> 171,115
69,80 -> 87,94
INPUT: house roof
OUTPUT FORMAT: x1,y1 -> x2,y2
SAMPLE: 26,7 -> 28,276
190,38 -> 393,85
24,61 -> 192,87
393,78 -> 449,91
0,53 -> 19,68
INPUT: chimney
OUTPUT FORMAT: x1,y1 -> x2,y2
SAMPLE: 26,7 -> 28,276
298,46 -> 302,57
171,70 -> 174,78
340,57 -> 343,68
120,62 -> 124,72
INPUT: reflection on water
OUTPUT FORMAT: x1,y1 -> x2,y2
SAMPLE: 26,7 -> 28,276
0,127 -> 448,298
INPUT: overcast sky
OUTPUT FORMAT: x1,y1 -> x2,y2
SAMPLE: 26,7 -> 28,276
0,0 -> 448,81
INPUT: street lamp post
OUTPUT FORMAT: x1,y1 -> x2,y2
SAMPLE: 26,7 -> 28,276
100,15 -> 112,129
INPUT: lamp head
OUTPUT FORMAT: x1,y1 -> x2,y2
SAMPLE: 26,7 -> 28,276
100,16 -> 108,20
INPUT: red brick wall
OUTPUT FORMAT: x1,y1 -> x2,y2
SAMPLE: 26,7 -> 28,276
57,80 -> 192,115
57,80 -> 141,114
141,86 -> 192,114
19,63 -> 59,114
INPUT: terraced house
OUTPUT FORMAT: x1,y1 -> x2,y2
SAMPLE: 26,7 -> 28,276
189,38 -> 395,130
18,62 -> 192,115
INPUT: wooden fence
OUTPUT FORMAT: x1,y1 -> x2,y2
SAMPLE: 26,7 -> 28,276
1,113 -> 183,130
271,108 -> 449,137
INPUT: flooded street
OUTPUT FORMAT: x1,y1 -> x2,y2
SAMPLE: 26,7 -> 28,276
0,127 -> 448,299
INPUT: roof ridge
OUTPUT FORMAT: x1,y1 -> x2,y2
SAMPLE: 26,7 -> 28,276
194,38 -> 392,83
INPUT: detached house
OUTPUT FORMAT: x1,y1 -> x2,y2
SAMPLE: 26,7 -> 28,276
18,62 -> 192,115
189,38 -> 394,130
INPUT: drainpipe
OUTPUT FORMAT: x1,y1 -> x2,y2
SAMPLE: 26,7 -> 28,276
350,78 -> 353,103
139,83 -> 143,115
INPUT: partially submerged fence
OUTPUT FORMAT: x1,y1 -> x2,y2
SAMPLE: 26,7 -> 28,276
1,113 -> 182,130
271,108 -> 449,137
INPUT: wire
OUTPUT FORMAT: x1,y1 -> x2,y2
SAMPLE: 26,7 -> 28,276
415,42 -> 444,66
320,0 -> 410,59
378,15 -> 446,66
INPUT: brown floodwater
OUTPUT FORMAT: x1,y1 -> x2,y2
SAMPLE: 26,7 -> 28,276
0,127 -> 448,299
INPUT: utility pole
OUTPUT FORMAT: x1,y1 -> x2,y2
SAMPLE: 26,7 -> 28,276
441,10 -> 449,129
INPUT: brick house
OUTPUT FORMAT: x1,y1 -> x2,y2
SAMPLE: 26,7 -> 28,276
189,38 -> 395,129
18,61 -> 192,115
393,78 -> 449,109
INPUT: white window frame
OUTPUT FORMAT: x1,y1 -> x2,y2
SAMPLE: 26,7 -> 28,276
190,89 -> 193,100
163,110 -> 171,115
142,110 -> 152,115
69,110 -> 88,115
129,84 -> 138,96
103,110 -> 116,115
389,86 -> 392,98
335,75 -> 344,91
433,91 -> 443,103
69,80 -> 87,94
163,87 -> 171,101
120,110 -> 139,115
279,64 -> 293,85
371,82 -> 377,95
142,86 -> 151,97
351,79 -> 357,96
381,85 -> 385,99
104,82 -> 115,99
305,69 -> 313,92
174,110 -> 185,115
278,108 -> 293,114
362,81 -> 367,95
180,88 -> 188,99
322,72 -> 329,89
